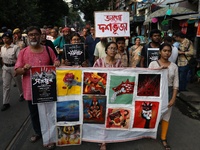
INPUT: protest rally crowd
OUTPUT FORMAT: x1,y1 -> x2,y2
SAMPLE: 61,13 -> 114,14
0,22 -> 197,150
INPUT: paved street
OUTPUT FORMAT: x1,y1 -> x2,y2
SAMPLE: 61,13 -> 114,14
1,69 -> 200,150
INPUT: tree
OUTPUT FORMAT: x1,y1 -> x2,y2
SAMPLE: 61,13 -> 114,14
71,0 -> 110,24
0,0 -> 69,29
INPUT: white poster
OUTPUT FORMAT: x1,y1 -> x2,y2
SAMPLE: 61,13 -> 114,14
95,11 -> 130,37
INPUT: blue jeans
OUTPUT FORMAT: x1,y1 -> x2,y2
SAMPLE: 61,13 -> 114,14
178,65 -> 190,91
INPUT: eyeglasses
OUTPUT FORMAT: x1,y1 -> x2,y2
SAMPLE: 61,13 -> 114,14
28,33 -> 40,38
108,47 -> 117,51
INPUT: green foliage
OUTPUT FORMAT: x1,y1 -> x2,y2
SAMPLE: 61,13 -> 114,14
71,0 -> 110,24
0,0 -> 69,29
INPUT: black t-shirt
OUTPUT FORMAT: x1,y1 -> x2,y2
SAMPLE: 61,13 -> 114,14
141,43 -> 152,68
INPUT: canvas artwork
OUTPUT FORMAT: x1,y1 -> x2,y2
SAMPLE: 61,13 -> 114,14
108,75 -> 135,104
106,108 -> 131,130
56,70 -> 82,96
132,101 -> 159,129
137,74 -> 161,97
31,66 -> 57,104
83,72 -> 107,95
57,125 -> 81,146
57,100 -> 80,123
83,95 -> 106,124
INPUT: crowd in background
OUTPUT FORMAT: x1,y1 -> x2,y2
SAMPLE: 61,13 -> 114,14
0,24 -> 198,150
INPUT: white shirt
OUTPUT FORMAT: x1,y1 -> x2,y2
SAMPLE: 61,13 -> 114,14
168,46 -> 178,63
93,41 -> 106,58
0,43 -> 20,64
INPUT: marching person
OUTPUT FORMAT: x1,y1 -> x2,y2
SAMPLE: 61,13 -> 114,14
173,31 -> 194,91
140,29 -> 162,68
149,43 -> 179,150
0,32 -> 24,111
93,42 -> 122,150
15,26 -> 60,149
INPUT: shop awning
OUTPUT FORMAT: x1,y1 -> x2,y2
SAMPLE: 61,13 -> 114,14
173,13 -> 200,20
143,7 -> 197,25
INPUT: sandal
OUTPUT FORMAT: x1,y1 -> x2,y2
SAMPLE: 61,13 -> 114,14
29,134 -> 41,143
161,139 -> 171,150
99,143 -> 106,150
44,144 -> 56,150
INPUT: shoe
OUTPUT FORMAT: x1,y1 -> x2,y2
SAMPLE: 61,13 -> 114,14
19,95 -> 25,102
1,104 -> 10,111
29,134 -> 41,143
161,139 -> 171,150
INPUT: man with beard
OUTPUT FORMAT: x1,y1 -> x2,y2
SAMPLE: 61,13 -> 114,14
115,37 -> 130,67
53,27 -> 72,60
93,37 -> 108,61
140,29 -> 162,68
15,26 -> 60,149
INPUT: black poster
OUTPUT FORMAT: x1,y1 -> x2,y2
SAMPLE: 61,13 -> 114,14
64,43 -> 85,66
31,66 -> 57,104
147,48 -> 159,66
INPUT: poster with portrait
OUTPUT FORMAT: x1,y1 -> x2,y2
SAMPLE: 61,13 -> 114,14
64,43 -> 85,66
31,66 -> 57,104
147,48 -> 159,66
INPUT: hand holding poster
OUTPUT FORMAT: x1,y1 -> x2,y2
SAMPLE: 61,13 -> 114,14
95,11 -> 130,37
64,43 -> 85,66
31,66 -> 57,104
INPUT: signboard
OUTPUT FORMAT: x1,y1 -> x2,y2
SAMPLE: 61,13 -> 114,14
95,11 -> 130,37
64,43 -> 85,66
31,66 -> 57,104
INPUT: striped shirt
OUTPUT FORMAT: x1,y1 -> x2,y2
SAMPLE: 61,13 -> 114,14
93,57 -> 122,68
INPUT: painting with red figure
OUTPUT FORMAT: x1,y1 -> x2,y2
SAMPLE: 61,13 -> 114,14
132,101 -> 159,129
83,72 -> 107,95
137,74 -> 160,97
106,108 -> 131,130
83,95 -> 106,124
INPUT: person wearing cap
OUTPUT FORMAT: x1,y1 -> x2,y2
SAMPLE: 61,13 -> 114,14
0,32 -> 24,111
13,28 -> 27,49
53,27 -> 72,61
